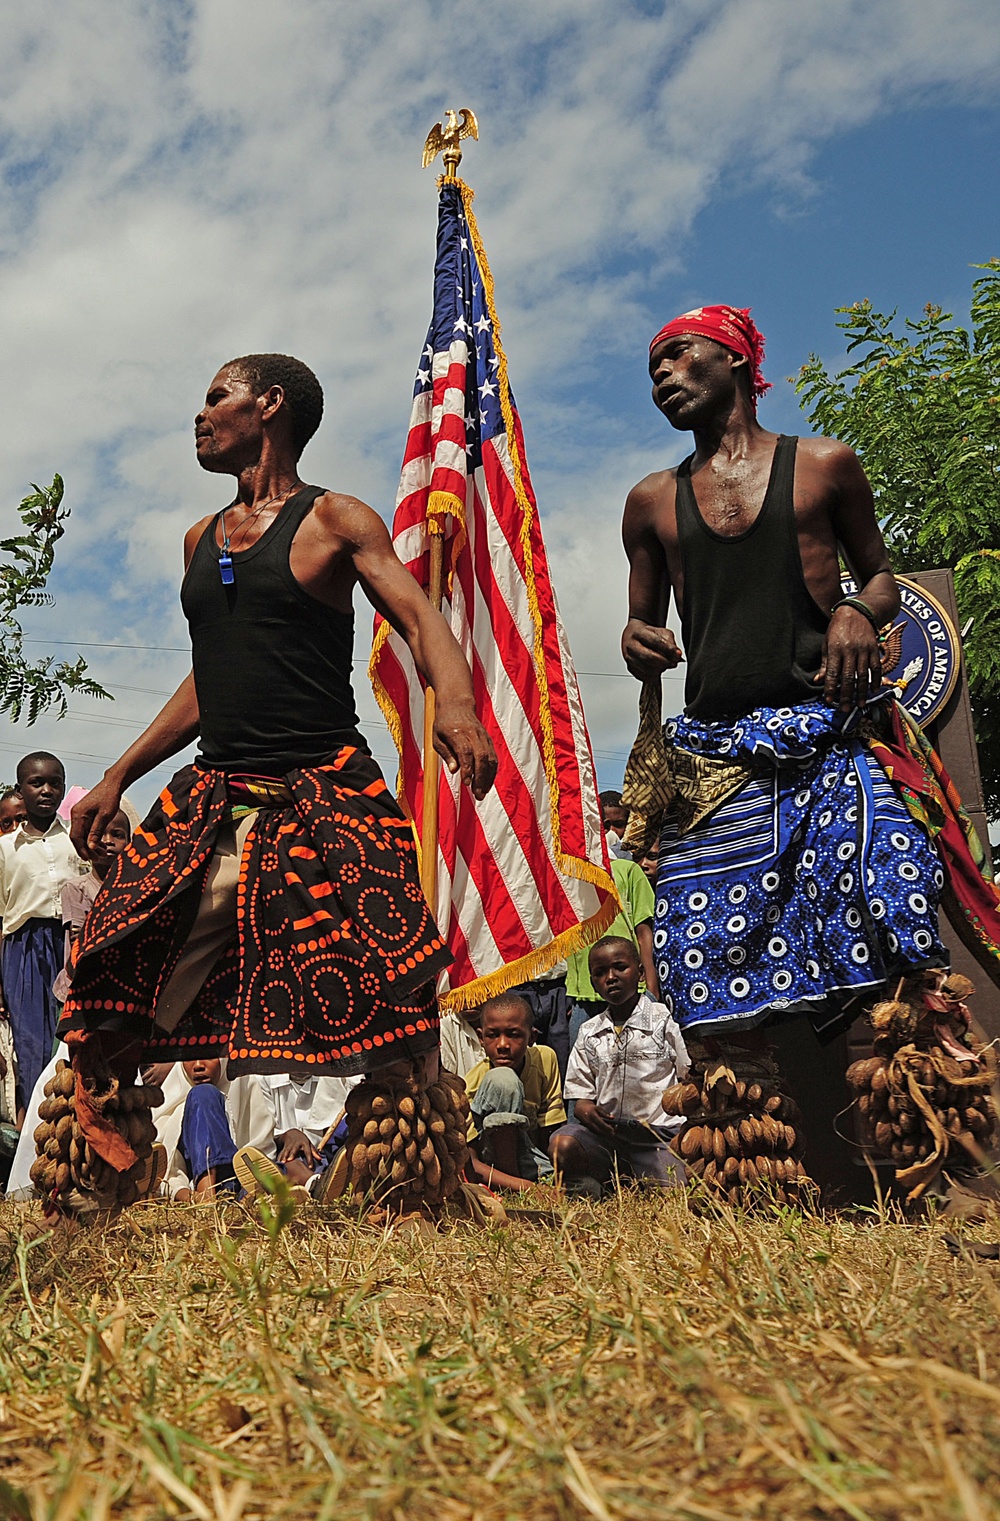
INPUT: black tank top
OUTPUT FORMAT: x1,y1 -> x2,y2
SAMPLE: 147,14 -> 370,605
676,436 -> 828,720
181,485 -> 362,773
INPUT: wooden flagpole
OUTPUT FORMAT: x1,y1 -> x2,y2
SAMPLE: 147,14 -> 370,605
418,108 -> 478,913
420,524 -> 444,911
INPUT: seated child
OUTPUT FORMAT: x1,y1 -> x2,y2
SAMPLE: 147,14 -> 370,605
550,937 -> 689,1191
149,1059 -> 271,1201
171,1058 -> 240,1201
464,993 -> 566,1192
235,1071 -> 359,1200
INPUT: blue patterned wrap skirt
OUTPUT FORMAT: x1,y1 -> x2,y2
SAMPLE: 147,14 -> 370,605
653,702 -> 947,1039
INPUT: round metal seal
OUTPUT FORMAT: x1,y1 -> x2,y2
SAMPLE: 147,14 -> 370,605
841,575 -> 961,726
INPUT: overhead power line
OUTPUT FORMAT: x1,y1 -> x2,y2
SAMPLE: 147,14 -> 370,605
23,637 -> 190,653
24,637 -> 642,682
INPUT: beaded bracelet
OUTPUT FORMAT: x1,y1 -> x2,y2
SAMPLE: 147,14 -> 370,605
831,595 -> 881,633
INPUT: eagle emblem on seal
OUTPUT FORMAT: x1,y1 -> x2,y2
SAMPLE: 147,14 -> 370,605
879,621 -> 923,693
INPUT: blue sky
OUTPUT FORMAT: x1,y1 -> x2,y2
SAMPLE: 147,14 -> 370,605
0,1 -> 997,813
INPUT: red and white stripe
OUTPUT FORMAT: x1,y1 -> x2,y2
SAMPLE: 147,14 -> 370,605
371,332 -> 616,1011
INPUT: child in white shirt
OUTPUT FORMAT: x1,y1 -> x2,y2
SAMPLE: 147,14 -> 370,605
234,1071 -> 359,1199
0,753 -> 86,1107
551,936 -> 689,1189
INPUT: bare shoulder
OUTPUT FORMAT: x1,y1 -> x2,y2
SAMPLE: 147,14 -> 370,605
625,466 -> 677,520
308,489 -> 391,547
183,512 -> 215,567
186,511 -> 215,541
795,434 -> 865,483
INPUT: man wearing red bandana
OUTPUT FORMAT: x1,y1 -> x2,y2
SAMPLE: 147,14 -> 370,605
619,304 -> 1000,1054
626,304 -> 890,712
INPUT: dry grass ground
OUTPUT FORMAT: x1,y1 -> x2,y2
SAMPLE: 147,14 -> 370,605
0,1187 -> 999,1521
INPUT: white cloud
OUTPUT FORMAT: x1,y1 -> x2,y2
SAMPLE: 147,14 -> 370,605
0,0 -> 996,804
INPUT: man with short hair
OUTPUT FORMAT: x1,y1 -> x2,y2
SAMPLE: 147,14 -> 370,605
621,305 -> 1000,1044
65,355 -> 496,1131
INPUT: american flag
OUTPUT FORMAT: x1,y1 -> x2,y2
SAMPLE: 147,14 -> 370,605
370,179 -> 616,1011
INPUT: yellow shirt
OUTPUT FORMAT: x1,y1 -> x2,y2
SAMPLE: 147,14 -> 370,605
0,819 -> 88,936
465,1044 -> 566,1143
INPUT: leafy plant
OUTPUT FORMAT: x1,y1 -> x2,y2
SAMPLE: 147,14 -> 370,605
0,475 -> 109,722
795,261 -> 1000,812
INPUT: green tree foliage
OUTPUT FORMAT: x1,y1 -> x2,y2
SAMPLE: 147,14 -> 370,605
0,475 -> 109,723
795,260 -> 1000,812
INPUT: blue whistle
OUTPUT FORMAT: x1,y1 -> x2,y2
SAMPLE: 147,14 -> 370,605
219,554 -> 234,586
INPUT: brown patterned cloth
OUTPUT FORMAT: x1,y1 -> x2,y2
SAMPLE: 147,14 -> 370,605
621,678 -> 750,857
59,743 -> 450,1076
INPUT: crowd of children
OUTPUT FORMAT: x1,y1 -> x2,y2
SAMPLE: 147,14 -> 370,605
1,758 -> 691,1204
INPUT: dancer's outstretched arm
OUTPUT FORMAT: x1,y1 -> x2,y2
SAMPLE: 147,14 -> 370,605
71,672 -> 200,859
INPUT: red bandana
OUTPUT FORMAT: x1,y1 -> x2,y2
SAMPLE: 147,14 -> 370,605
649,305 -> 771,404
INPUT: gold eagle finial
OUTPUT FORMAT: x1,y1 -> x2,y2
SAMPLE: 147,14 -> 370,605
422,107 -> 479,177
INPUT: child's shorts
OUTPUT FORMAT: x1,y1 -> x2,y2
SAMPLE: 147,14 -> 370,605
553,1119 -> 685,1187
471,1066 -> 554,1183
